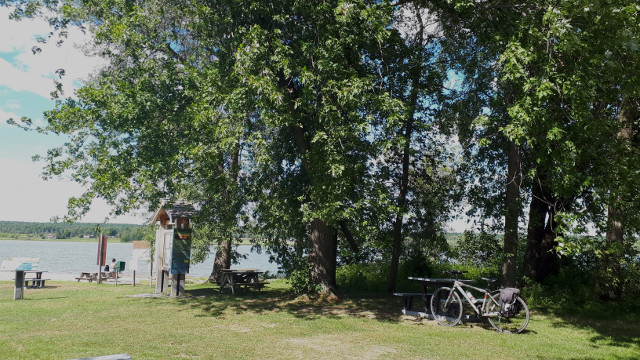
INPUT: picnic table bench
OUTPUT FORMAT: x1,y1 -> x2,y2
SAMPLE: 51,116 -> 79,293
22,271 -> 50,288
392,292 -> 429,312
76,272 -> 116,282
219,269 -> 268,295
394,277 -> 476,319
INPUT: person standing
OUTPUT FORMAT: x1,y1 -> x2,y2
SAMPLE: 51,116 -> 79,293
109,258 -> 117,277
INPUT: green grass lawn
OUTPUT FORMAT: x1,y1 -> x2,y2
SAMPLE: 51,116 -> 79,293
1,280 -> 638,359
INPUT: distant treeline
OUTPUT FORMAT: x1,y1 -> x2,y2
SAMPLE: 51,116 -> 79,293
0,221 -> 146,242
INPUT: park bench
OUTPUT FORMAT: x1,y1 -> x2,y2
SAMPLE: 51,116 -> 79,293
219,269 -> 268,295
23,275 -> 50,288
227,281 -> 268,294
393,292 -> 431,312
76,272 -> 115,282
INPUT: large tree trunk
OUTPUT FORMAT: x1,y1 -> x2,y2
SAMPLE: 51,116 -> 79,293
388,212 -> 405,293
210,239 -> 232,283
290,122 -> 338,295
538,219 -> 559,281
309,218 -> 338,293
387,115 -> 413,292
603,205 -> 624,299
523,189 -> 547,281
502,140 -> 521,288
602,98 -> 636,299
209,144 -> 240,283
523,186 -> 560,283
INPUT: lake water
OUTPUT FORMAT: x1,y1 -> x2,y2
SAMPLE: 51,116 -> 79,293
0,240 -> 279,278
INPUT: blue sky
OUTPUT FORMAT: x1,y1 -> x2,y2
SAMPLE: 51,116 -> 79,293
0,7 -> 145,224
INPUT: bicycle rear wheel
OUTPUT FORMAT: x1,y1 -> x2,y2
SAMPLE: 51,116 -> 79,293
430,287 -> 463,327
487,294 -> 530,333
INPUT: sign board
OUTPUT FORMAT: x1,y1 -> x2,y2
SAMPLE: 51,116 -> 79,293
171,230 -> 192,274
0,257 -> 40,271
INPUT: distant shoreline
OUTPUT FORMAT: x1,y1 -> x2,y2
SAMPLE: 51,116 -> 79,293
0,237 -> 259,245
0,237 -> 126,243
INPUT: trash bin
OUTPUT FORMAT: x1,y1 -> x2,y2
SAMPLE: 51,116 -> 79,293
117,261 -> 126,272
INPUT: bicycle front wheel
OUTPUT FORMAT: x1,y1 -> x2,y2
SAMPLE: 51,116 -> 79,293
487,294 -> 530,334
430,287 -> 463,327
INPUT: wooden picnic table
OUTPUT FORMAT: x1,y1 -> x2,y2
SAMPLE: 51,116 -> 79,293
76,271 -> 115,283
13,270 -> 50,300
22,270 -> 49,288
219,269 -> 267,295
395,277 -> 475,316
1,258 -> 46,300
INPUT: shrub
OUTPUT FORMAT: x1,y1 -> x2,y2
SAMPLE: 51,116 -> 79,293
336,262 -> 388,292
286,258 -> 320,294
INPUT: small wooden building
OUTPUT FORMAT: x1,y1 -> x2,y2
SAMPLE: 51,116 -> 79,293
150,201 -> 197,297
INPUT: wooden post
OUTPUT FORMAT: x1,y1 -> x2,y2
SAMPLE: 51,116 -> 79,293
97,233 -> 107,284
170,273 -> 185,297
163,271 -> 169,292
155,270 -> 169,294
133,270 -> 136,287
170,274 -> 178,297
14,270 -> 25,300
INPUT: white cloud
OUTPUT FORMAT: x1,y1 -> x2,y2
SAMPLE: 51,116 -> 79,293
0,9 -> 144,225
0,108 -> 19,128
0,57 -> 55,98
0,7 -> 106,99
0,108 -> 19,118
0,107 -> 47,129
394,5 -> 442,42
0,9 -> 52,52
5,99 -> 20,109
0,157 -> 147,224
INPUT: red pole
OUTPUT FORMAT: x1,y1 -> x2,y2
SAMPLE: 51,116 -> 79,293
97,234 -> 108,284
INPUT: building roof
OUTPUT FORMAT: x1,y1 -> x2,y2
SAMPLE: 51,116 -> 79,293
149,200 -> 197,225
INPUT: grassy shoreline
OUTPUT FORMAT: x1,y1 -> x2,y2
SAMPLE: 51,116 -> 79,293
1,280 -> 638,359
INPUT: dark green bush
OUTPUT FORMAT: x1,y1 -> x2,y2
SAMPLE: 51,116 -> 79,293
287,259 -> 320,294
336,262 -> 389,292
522,263 -> 640,317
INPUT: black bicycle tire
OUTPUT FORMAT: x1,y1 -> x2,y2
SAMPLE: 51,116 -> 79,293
487,294 -> 530,334
430,287 -> 463,327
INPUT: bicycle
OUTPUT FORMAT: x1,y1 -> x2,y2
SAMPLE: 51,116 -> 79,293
430,270 -> 530,333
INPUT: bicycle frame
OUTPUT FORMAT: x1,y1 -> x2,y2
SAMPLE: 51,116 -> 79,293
445,280 -> 500,317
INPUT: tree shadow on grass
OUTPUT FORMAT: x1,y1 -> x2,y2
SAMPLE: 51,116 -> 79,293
179,285 -> 405,323
538,308 -> 640,354
180,284 -> 640,351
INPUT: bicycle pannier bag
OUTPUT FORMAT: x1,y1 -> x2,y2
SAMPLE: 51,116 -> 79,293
499,288 -> 522,318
